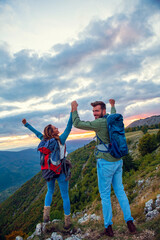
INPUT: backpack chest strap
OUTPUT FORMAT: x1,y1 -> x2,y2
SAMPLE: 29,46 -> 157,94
48,154 -> 61,166
96,144 -> 110,152
96,134 -> 110,153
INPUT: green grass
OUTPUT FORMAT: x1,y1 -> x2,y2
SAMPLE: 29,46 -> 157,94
1,129 -> 160,240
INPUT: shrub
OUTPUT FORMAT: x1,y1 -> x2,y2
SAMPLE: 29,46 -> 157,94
127,192 -> 138,203
52,210 -> 63,219
157,130 -> 160,143
5,231 -> 27,240
141,125 -> 148,134
138,133 -> 157,156
127,179 -> 136,189
126,138 -> 132,145
122,154 -> 137,173
95,203 -> 101,211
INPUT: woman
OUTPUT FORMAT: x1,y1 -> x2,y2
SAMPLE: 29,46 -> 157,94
22,112 -> 72,228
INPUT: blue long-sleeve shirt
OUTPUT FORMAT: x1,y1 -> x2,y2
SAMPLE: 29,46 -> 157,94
24,112 -> 72,145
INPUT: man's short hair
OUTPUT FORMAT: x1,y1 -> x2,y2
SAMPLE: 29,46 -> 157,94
91,101 -> 106,110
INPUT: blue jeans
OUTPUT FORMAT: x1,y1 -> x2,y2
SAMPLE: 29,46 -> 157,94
97,159 -> 133,228
45,173 -> 70,215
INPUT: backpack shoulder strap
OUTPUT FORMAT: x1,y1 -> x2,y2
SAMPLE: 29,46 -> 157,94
96,134 -> 110,152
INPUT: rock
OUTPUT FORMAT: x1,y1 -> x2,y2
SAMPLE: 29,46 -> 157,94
78,213 -> 101,224
137,179 -> 144,186
15,236 -> 23,240
72,212 -> 82,219
72,213 -> 76,219
144,199 -> 153,213
146,209 -> 159,221
145,199 -> 153,207
144,197 -> 160,221
78,214 -> 89,224
52,219 -> 61,223
65,236 -> 81,240
90,214 -> 101,221
76,212 -> 81,215
51,232 -> 63,240
145,178 -> 151,185
155,199 -> 160,207
157,194 -> 160,199
35,223 -> 42,236
76,228 -> 81,234
83,232 -> 90,238
34,222 -> 47,236
156,206 -> 160,211
27,233 -> 35,239
155,194 -> 160,207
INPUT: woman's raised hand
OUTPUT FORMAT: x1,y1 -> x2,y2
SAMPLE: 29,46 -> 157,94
22,118 -> 27,125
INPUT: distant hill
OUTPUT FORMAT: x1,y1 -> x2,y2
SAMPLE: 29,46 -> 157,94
0,133 -> 160,240
66,138 -> 92,153
0,149 -> 40,193
127,115 -> 160,128
0,139 -> 92,202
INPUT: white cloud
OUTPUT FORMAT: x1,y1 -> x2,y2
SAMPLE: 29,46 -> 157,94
124,97 -> 160,118
0,0 -> 122,53
0,0 -> 160,149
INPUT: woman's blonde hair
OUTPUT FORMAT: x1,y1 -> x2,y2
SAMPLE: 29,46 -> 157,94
43,124 -> 60,142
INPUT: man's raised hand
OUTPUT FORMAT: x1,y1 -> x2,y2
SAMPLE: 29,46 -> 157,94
109,99 -> 115,107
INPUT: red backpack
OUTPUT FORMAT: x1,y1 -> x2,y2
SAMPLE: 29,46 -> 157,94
37,138 -> 63,181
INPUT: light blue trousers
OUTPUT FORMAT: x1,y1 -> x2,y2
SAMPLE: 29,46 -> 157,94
45,173 -> 70,215
97,159 -> 133,228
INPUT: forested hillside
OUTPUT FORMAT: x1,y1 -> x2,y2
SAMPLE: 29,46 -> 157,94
0,129 -> 160,240
0,141 -> 96,239
0,149 -> 40,193
0,139 -> 91,203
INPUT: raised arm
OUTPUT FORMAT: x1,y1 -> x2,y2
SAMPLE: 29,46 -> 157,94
71,101 -> 101,132
22,119 -> 43,140
109,99 -> 116,114
59,112 -> 72,145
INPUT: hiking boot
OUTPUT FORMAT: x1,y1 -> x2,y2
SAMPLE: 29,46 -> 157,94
127,220 -> 136,234
43,206 -> 50,223
64,214 -> 71,229
104,225 -> 114,237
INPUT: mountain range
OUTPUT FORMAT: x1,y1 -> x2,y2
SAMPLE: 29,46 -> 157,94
0,139 -> 92,202
127,115 -> 160,128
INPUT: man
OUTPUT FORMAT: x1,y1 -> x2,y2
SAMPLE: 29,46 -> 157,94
71,99 -> 136,237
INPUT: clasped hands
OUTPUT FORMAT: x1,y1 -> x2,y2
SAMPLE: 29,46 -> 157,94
71,101 -> 78,112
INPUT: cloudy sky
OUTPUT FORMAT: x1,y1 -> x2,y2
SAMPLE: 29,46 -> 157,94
0,0 -> 160,151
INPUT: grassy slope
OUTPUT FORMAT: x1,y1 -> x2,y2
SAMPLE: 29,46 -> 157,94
0,130 -> 160,240
0,141 -> 94,238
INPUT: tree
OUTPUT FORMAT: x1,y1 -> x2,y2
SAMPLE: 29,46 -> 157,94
157,129 -> 160,143
141,125 -> 148,134
122,154 -> 137,172
138,133 -> 157,156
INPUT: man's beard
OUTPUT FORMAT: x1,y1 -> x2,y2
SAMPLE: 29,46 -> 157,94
96,110 -> 104,119
99,110 -> 104,118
